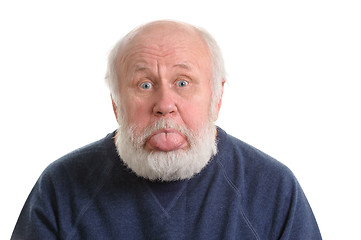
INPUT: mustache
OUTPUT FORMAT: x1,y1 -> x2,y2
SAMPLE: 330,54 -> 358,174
128,118 -> 194,146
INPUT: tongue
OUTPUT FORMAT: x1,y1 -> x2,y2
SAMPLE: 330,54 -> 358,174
148,132 -> 186,152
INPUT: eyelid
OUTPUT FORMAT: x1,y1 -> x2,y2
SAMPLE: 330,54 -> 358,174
175,75 -> 191,87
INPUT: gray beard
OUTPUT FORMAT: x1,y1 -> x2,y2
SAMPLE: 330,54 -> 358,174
114,117 -> 218,181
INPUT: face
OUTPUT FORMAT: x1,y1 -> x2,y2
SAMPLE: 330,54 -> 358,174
115,23 -> 214,152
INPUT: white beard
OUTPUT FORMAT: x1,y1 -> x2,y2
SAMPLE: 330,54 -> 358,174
114,116 -> 218,181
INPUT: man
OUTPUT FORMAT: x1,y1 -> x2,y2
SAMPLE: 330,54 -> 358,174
12,20 -> 322,239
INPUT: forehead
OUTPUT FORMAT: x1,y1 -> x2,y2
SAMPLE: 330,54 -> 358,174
117,24 -> 211,71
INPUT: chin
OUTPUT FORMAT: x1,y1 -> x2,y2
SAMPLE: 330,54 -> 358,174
114,118 -> 218,181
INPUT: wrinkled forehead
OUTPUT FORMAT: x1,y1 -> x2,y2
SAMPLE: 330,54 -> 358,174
116,22 -> 211,68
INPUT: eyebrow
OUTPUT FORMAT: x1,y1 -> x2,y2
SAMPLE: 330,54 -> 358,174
172,63 -> 192,71
132,62 -> 193,73
134,64 -> 151,73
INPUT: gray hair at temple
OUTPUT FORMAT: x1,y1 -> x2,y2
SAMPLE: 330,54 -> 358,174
104,20 -> 226,120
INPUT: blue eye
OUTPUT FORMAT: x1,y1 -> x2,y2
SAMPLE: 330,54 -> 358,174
140,82 -> 152,90
177,80 -> 189,88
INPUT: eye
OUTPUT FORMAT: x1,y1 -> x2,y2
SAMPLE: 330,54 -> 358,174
176,80 -> 189,88
140,82 -> 152,90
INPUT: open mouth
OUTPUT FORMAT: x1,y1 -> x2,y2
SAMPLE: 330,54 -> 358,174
146,128 -> 188,152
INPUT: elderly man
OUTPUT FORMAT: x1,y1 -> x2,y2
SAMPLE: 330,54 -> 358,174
12,21 -> 322,239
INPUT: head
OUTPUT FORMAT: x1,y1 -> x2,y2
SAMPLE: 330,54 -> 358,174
105,20 -> 226,181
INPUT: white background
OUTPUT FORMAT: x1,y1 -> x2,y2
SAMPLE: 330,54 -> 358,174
1,0 -> 360,239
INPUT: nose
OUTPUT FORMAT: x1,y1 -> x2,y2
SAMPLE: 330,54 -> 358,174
152,86 -> 177,117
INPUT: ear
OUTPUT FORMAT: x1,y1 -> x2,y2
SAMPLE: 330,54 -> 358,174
215,79 -> 226,120
111,95 -> 118,122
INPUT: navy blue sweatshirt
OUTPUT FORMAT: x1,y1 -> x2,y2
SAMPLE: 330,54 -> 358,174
11,128 -> 322,239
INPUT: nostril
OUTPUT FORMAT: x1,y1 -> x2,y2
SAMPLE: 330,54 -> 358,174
153,99 -> 177,116
155,109 -> 176,116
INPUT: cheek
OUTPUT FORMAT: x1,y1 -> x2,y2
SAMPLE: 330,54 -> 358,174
123,98 -> 151,126
179,95 -> 212,130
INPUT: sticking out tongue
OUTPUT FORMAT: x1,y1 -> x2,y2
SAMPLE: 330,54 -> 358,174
147,131 -> 187,152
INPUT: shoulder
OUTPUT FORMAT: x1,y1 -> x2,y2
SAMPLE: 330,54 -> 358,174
40,131 -> 119,188
215,128 -> 322,239
215,127 -> 300,218
215,127 -> 295,190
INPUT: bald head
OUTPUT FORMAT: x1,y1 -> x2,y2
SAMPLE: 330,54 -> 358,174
119,21 -> 210,71
125,20 -> 203,43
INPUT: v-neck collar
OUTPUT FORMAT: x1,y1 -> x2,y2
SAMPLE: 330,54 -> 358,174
144,180 -> 188,213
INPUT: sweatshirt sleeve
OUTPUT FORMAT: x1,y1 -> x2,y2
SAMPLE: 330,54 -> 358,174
245,162 -> 322,239
278,178 -> 322,240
